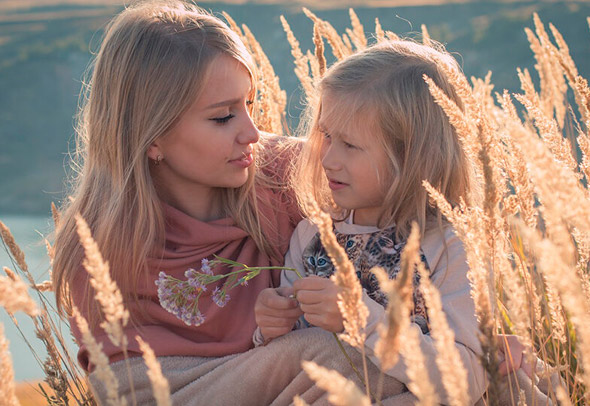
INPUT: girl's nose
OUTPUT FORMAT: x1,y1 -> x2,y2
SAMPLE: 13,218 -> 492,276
321,144 -> 341,172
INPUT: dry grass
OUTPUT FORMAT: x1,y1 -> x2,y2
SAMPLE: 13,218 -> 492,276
1,7 -> 590,406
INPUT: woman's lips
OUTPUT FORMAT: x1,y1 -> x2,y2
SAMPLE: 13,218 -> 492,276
229,153 -> 254,168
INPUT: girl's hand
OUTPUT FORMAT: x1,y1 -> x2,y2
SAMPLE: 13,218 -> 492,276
293,275 -> 344,333
497,334 -> 536,379
255,287 -> 303,340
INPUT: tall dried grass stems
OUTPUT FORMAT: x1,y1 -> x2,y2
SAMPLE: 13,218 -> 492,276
3,9 -> 590,406
0,220 -> 29,275
515,69 -> 580,178
2,230 -> 92,406
373,224 -> 420,371
304,198 -> 371,396
421,24 -> 431,46
524,15 -> 567,127
508,120 -> 590,247
417,260 -> 470,406
515,220 -> 590,401
0,324 -> 19,406
423,74 -> 486,208
374,18 -> 385,42
306,49 -> 320,84
346,9 -> 367,51
0,270 -> 39,317
280,15 -> 316,105
373,223 -> 437,405
423,182 -> 501,402
398,320 -> 438,406
301,361 -> 370,406
313,23 -> 326,78
135,336 -> 171,406
51,201 -> 60,228
74,214 -> 129,349
243,24 -> 287,135
72,306 -> 127,406
35,313 -> 70,404
305,200 -> 368,349
222,12 -> 287,135
302,8 -> 348,60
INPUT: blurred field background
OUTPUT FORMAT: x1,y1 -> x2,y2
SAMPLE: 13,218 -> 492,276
1,0 -> 590,386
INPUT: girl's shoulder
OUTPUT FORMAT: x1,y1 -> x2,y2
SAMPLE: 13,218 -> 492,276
292,218 -> 320,244
421,224 -> 468,283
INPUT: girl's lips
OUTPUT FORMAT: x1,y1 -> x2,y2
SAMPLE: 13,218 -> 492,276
229,153 -> 254,168
328,179 -> 347,190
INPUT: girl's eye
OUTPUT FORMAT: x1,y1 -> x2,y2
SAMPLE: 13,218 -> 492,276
320,130 -> 331,140
344,141 -> 356,149
211,114 -> 235,124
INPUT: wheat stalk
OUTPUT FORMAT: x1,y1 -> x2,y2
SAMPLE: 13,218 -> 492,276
0,268 -> 39,316
136,336 -> 171,406
302,361 -> 370,406
72,306 -> 126,406
75,214 -> 129,348
0,324 -> 19,406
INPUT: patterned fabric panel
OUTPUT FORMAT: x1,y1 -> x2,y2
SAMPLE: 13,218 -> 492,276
302,226 -> 430,333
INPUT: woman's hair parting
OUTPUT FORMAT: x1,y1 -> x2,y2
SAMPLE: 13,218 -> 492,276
52,0 -> 271,324
293,40 -> 472,238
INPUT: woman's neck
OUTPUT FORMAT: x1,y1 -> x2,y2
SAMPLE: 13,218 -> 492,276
156,181 -> 224,222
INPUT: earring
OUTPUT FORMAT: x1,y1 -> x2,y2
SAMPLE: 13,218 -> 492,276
154,155 -> 163,166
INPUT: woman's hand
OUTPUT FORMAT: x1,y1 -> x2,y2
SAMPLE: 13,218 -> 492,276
293,275 -> 344,333
255,287 -> 303,340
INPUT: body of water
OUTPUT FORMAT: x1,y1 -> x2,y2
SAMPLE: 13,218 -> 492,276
0,214 -> 79,382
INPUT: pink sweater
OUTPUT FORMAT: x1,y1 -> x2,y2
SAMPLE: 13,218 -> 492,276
71,137 -> 302,372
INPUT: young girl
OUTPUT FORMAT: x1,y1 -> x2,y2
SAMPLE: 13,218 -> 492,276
255,40 -> 487,404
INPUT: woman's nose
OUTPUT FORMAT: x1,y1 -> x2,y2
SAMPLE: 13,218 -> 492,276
237,114 -> 260,145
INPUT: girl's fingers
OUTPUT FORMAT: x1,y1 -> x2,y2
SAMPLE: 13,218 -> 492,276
299,302 -> 337,316
293,275 -> 331,291
258,288 -> 299,310
295,288 -> 341,306
257,305 -> 303,319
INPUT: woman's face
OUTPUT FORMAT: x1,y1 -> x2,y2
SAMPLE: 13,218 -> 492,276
149,54 -> 259,203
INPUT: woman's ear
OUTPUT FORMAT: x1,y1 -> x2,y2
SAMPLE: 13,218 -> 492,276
147,141 -> 163,161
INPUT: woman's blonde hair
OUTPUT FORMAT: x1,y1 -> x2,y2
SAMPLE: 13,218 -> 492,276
293,40 -> 472,238
53,0 -> 277,323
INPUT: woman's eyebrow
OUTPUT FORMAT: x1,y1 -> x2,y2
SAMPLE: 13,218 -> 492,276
205,97 -> 242,109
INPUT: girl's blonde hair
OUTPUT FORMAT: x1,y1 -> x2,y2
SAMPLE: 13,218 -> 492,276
293,40 -> 472,238
53,0 -> 277,324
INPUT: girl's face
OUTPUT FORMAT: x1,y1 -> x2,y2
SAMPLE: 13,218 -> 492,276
319,94 -> 391,227
148,54 -> 259,201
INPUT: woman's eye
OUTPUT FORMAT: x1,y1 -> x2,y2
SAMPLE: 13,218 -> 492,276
344,141 -> 356,149
211,114 -> 235,124
321,130 -> 331,140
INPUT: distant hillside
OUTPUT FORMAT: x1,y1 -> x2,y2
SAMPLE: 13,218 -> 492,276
0,0 -> 589,214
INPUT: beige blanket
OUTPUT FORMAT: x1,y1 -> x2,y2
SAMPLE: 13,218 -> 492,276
90,327 -> 562,405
